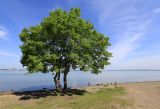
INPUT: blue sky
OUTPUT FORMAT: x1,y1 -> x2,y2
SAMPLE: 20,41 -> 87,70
0,0 -> 160,69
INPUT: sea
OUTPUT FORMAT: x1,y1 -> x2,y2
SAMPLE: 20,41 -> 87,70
0,70 -> 160,92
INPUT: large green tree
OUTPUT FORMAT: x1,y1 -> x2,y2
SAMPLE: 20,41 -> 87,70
19,8 -> 112,92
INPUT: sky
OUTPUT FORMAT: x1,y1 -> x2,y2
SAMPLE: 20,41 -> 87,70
0,0 -> 160,69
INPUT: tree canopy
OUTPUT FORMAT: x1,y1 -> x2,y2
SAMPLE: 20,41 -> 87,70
19,8 -> 112,91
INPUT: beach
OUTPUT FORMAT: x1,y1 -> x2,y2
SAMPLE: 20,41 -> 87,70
119,81 -> 160,109
0,81 -> 159,109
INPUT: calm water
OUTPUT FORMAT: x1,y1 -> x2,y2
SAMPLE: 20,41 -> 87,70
0,70 -> 160,92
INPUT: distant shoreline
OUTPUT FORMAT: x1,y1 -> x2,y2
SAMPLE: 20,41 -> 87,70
0,69 -> 160,71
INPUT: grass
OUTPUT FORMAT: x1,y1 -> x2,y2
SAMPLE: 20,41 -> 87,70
0,86 -> 132,109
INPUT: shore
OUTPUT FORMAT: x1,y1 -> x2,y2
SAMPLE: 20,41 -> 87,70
0,81 -> 160,109
119,81 -> 160,109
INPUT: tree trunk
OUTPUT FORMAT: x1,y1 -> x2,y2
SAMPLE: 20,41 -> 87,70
54,73 -> 58,89
57,73 -> 62,92
63,65 -> 70,92
63,72 -> 68,91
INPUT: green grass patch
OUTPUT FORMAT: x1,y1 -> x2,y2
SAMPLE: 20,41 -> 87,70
0,87 -> 132,109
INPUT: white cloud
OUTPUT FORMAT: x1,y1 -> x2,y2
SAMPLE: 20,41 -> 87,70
153,7 -> 160,14
120,55 -> 160,70
92,0 -> 137,24
91,0 -> 159,69
91,1 -> 148,57
0,26 -> 8,40
110,19 -> 150,62
0,50 -> 19,58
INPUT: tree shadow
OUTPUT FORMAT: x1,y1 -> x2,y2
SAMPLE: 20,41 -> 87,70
65,88 -> 87,96
12,88 -> 87,101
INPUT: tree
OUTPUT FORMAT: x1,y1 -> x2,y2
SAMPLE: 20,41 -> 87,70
19,8 -> 112,92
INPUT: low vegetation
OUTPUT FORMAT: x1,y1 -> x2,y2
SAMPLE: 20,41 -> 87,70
0,86 -> 132,109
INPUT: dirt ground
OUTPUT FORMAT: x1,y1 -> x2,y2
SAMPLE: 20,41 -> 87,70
120,81 -> 160,109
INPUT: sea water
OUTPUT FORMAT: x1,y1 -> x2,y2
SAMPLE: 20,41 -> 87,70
0,70 -> 160,92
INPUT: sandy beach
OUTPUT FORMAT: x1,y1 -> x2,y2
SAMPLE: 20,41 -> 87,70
0,81 -> 159,109
119,81 -> 160,109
